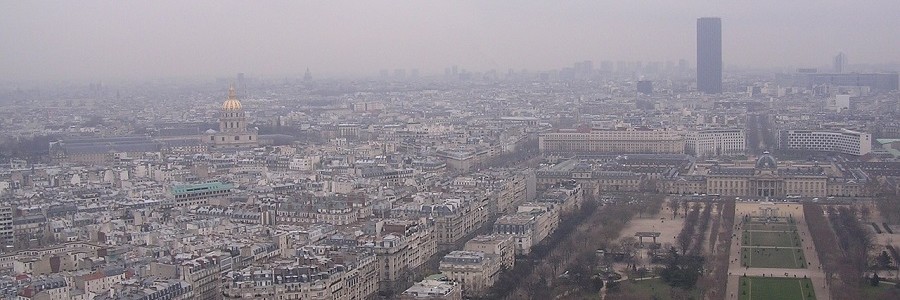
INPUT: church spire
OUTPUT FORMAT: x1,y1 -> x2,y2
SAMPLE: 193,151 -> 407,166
228,84 -> 237,100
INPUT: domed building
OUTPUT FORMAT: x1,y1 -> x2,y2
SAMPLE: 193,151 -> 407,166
755,151 -> 777,169
209,85 -> 258,149
699,151 -> 841,198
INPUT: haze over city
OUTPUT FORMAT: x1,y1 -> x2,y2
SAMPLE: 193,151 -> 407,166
1,2 -> 900,300
2,0 -> 900,82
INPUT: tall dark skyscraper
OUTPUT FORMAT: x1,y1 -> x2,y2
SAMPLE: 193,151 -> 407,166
697,17 -> 722,94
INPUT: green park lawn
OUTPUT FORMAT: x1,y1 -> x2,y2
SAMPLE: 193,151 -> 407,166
739,277 -> 815,300
742,231 -> 801,248
619,278 -> 701,300
746,223 -> 796,231
741,247 -> 806,268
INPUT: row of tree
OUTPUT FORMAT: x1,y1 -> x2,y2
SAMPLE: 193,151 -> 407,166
876,195 -> 900,224
805,204 -> 884,299
688,203 -> 713,255
660,201 -> 712,292
804,204 -> 852,298
0,134 -> 55,161
479,195 -> 601,299
705,200 -> 736,299
659,246 -> 705,290
827,206 -> 874,293
523,194 -> 663,299
676,203 -> 702,255
707,201 -> 726,255
480,137 -> 539,169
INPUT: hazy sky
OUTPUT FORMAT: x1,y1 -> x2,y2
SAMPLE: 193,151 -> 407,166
2,1 -> 899,82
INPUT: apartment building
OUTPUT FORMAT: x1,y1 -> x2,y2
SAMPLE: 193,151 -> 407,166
438,251 -> 502,296
174,251 -> 235,300
537,182 -> 584,214
455,169 -> 536,216
399,279 -> 462,300
491,170 -> 536,215
222,248 -> 377,300
93,280 -> 193,300
371,219 -> 437,293
424,197 -> 489,249
17,276 -> 70,300
464,235 -> 515,269
436,148 -> 487,172
494,203 -> 559,255
73,267 -> 127,295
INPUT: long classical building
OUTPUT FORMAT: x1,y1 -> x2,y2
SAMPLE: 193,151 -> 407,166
663,153 -> 870,197
535,155 -> 693,193
705,154 -> 828,197
535,155 -> 872,198
49,136 -> 161,165
685,128 -> 746,157
779,129 -> 872,156
539,128 -> 684,155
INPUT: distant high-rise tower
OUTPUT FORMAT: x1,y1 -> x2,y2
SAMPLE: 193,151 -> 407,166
637,80 -> 653,95
394,69 -> 406,80
236,72 -> 246,97
833,52 -> 847,73
697,17 -> 722,94
303,68 -> 313,81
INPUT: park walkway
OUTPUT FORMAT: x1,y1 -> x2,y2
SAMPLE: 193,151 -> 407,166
724,203 -> 831,300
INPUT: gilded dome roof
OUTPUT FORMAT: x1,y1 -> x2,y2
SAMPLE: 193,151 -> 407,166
222,86 -> 242,111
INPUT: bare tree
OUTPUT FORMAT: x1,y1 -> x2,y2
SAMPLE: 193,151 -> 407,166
859,204 -> 871,221
669,198 -> 680,219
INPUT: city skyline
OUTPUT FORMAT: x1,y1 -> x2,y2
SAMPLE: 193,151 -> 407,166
3,2 -> 900,300
2,1 -> 900,83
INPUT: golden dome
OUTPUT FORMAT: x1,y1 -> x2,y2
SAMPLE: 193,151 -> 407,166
222,85 -> 242,111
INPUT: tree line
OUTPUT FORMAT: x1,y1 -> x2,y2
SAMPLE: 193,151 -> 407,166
803,204 -> 900,299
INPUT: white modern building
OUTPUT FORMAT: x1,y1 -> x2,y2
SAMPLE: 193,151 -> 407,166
685,128 -> 746,157
780,129 -> 872,156
827,94 -> 851,111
